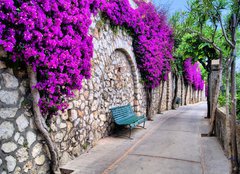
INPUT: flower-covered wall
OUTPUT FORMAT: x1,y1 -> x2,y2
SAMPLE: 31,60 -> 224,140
0,14 -> 148,173
0,2 -> 205,174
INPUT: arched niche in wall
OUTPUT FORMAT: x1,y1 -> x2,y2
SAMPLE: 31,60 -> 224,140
99,48 -> 141,114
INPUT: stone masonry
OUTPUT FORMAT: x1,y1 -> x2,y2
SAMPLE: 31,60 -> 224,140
0,60 -> 50,174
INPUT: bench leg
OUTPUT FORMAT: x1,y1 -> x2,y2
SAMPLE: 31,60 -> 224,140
129,128 -> 132,139
142,121 -> 145,128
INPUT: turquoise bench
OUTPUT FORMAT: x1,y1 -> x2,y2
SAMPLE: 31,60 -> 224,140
110,104 -> 146,138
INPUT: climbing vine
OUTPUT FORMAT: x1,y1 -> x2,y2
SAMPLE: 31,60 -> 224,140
183,58 -> 204,91
0,0 -> 99,116
101,0 -> 174,88
0,0 -> 173,115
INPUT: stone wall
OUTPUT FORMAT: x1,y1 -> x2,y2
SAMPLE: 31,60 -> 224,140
0,62 -> 50,174
48,14 -> 148,166
215,108 -> 230,156
0,14 -> 205,174
215,108 -> 240,160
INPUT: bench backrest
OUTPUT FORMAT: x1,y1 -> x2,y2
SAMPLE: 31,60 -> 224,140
110,104 -> 135,124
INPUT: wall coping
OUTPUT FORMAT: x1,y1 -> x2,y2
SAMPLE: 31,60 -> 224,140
217,107 -> 226,115
217,107 -> 240,125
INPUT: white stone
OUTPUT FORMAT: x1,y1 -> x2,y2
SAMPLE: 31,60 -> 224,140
61,111 -> 68,120
60,123 -> 67,129
0,108 -> 18,119
89,93 -> 94,100
16,148 -> 28,162
50,124 -> 57,132
91,100 -> 99,111
16,114 -> 29,132
56,116 -> 61,125
68,102 -> 73,109
69,110 -> 77,122
80,103 -> 85,110
35,155 -> 45,165
55,132 -> 64,142
1,142 -> 17,153
26,131 -> 36,147
6,156 -> 16,172
17,136 -> 24,145
19,85 -> 26,95
0,90 -> 19,105
0,121 -> 14,140
2,171 -> 7,174
13,166 -> 21,174
24,112 -> 32,117
73,101 -> 80,108
74,118 -> 80,127
2,73 -> 19,88
99,114 -> 107,122
23,161 -> 32,173
14,132 -> 20,142
0,158 -> 2,166
32,143 -> 42,158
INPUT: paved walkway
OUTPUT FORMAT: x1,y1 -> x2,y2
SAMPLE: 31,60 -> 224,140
61,102 -> 230,174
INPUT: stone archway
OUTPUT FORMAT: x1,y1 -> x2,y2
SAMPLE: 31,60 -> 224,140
98,49 -> 140,135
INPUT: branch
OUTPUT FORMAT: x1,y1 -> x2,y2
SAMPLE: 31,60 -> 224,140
186,28 -> 222,53
27,66 -> 59,173
212,23 -> 217,43
198,59 -> 208,71
218,14 -> 235,48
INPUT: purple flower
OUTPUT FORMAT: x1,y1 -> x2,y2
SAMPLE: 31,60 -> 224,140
0,0 -> 174,115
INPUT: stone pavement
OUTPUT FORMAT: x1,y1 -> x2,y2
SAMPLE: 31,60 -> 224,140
61,102 -> 230,174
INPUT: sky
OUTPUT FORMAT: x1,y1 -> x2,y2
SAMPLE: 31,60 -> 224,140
152,0 -> 188,15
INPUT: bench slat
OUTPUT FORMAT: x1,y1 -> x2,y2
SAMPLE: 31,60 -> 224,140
110,104 -> 146,137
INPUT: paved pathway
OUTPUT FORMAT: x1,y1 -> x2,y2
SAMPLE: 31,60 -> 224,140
61,102 -> 230,174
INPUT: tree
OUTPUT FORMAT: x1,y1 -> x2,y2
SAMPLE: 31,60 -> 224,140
170,12 -> 220,113
169,12 -> 185,109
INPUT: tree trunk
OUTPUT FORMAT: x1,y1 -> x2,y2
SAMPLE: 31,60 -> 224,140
27,67 -> 59,173
208,54 -> 223,136
184,84 -> 188,105
146,87 -> 153,120
207,71 -> 211,118
230,14 -> 238,172
197,90 -> 199,102
181,76 -> 184,106
158,80 -> 165,114
225,65 -> 232,167
206,58 -> 212,118
198,90 -> 200,102
191,85 -> 193,104
230,56 -> 238,174
172,74 -> 179,109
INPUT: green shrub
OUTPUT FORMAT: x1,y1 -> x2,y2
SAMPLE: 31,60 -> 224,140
218,93 -> 226,107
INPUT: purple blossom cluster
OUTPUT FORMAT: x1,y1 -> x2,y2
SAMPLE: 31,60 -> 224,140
0,0 -> 96,114
183,58 -> 204,91
0,0 -> 173,115
101,0 -> 174,88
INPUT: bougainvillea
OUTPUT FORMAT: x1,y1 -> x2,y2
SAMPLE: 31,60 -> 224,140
183,58 -> 204,91
0,0 -> 173,115
101,0 -> 173,88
